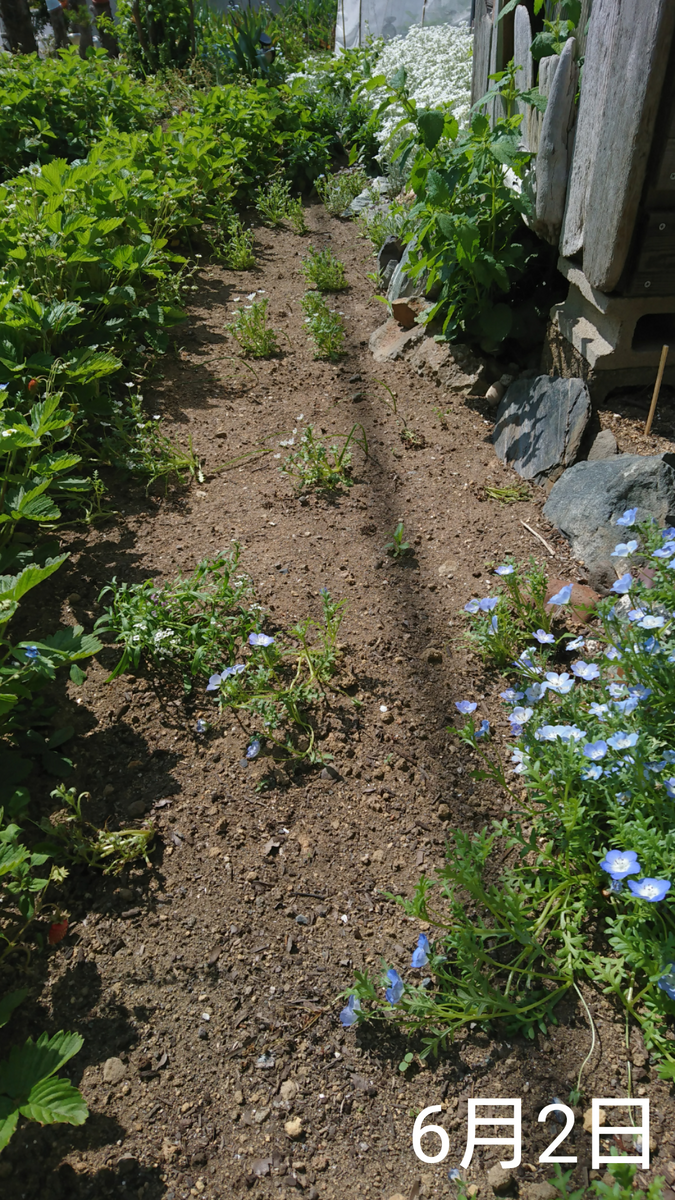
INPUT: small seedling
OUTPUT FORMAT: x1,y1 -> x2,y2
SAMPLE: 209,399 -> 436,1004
255,176 -> 294,227
300,246 -> 348,292
226,297 -> 279,358
300,291 -> 345,360
315,167 -> 369,216
287,197 -> 309,236
221,217 -> 256,270
384,521 -> 411,559
281,423 -> 367,494
398,1051 -> 415,1073
400,427 -> 425,450
484,482 -> 531,504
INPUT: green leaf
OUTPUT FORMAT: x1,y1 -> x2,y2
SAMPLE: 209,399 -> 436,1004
425,169 -> 452,207
389,67 -> 407,92
0,1030 -> 84,1102
531,31 -> 560,61
19,1076 -> 88,1127
658,1061 -> 675,1081
0,1105 -> 19,1153
497,0 -> 522,20
69,663 -> 86,685
0,990 -> 27,1030
479,303 -> 513,343
519,87 -> 548,114
0,556 -> 68,602
417,110 -> 445,152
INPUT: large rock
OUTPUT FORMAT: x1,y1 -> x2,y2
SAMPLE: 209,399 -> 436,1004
387,237 -> 428,306
544,453 -> 675,589
369,318 -> 424,363
493,375 -> 591,484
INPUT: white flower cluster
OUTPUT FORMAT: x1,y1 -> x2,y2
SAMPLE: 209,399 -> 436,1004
152,628 -> 181,658
368,22 -> 473,155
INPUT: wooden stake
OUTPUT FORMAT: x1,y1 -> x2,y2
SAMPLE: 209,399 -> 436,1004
645,344 -> 669,436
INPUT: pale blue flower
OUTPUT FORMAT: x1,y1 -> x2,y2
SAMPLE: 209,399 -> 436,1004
24,645 -> 39,660
607,731 -> 638,750
662,526 -> 675,539
500,688 -> 524,702
489,614 -> 498,634
545,671 -> 574,695
589,702 -> 609,719
608,683 -> 627,698
582,764 -> 603,781
464,599 -> 481,614
511,748 -> 529,773
509,722 -> 523,737
611,540 -> 638,557
628,609 -> 645,621
412,934 -> 430,969
517,650 -> 540,672
495,564 -> 514,576
206,673 -> 222,692
475,719 -> 490,739
638,614 -> 665,629
449,1169 -> 462,1182
478,597 -> 499,612
385,968 -> 404,1005
525,682 -> 547,703
605,645 -> 622,660
616,508 -> 638,526
549,584 -> 573,605
665,778 -> 675,799
611,573 -> 633,594
510,707 -> 533,725
644,636 -> 662,654
572,661 -> 600,681
651,543 -> 675,559
339,994 -> 361,1027
195,718 -> 208,734
616,791 -> 631,805
566,636 -> 585,651
455,700 -> 477,714
629,683 -> 652,698
249,632 -> 275,647
614,697 -> 639,716
600,849 -> 640,879
583,740 -> 608,761
628,877 -> 671,902
533,628 -> 555,644
658,965 -> 675,1002
535,724 -> 586,743
246,738 -> 262,759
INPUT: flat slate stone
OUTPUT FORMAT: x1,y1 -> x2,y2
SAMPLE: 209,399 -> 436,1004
587,428 -> 618,460
544,453 -> 675,589
492,375 -> 591,484
534,37 -> 577,245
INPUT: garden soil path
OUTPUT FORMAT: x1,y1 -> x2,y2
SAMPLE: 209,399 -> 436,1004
4,205 -> 675,1200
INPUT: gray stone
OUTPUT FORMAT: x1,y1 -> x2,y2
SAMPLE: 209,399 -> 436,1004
377,235 -> 403,275
534,37 -> 578,245
544,453 -> 675,589
525,1185 -> 559,1200
487,1163 -> 516,1194
582,0 -> 675,292
386,237 -> 428,306
103,1056 -> 126,1084
369,318 -> 424,363
381,259 -> 397,291
587,429 -> 618,461
493,375 -> 591,484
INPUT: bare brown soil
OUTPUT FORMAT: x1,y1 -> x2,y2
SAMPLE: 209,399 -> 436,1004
2,205 -> 675,1200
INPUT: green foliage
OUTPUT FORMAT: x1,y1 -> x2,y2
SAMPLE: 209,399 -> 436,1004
37,785 -> 154,875
548,1162 -> 668,1200
116,0 -> 196,73
226,298 -> 279,359
315,166 -> 370,216
95,549 -> 259,685
346,520 -> 675,1074
281,423 -> 367,494
464,556 -> 551,666
271,0 -> 336,61
300,290 -> 346,359
196,1 -> 283,83
373,65 -> 546,350
99,390 -> 204,492
0,1010 -> 88,1154
207,588 -> 348,761
384,520 -> 411,559
357,202 -> 411,253
300,246 -> 348,291
255,176 -> 295,227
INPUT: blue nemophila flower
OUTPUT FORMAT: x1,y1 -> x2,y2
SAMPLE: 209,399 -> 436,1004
500,688 -> 524,702
525,682 -> 547,703
246,738 -> 262,760
206,674 -> 222,692
511,748 -> 529,773
651,543 -> 675,559
412,933 -> 430,969
545,671 -> 574,695
628,608 -> 646,621
571,661 -> 600,681
665,778 -> 675,799
608,683 -> 627,698
476,719 -> 490,739
600,849 -> 640,879
495,564 -> 514,576
479,597 -> 499,612
638,614 -> 665,629
614,697 -> 639,716
617,507 -> 638,526
612,573 -> 633,594
582,764 -> 603,781
658,965 -> 675,1002
510,706 -> 533,725
605,644 -> 623,660
566,636 -> 585,651
24,645 -> 39,660
455,700 -> 477,714
663,526 -> 675,539
464,599 -> 481,614
535,724 -> 587,743
549,584 -> 573,605
611,540 -> 638,557
533,628 -> 555,644
195,719 -> 208,734
583,740 -> 608,761
339,994 -> 361,1027
249,632 -> 274,647
607,731 -> 638,750
628,877 -> 672,902
644,635 -> 662,654
449,1168 -> 462,1182
589,702 -> 609,718
489,614 -> 498,635
225,664 -> 245,677
510,722 -> 523,737
517,650 -> 540,672
385,968 -> 404,1005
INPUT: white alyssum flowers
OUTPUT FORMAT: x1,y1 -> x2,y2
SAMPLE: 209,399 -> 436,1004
368,23 -> 473,154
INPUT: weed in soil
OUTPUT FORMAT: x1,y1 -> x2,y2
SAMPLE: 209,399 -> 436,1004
300,245 -> 348,291
300,289 -> 346,359
226,296 -> 280,358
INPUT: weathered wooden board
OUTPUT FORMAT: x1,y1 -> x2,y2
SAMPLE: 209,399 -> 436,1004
470,0 -> 492,109
514,5 -> 533,147
528,54 -> 558,157
534,37 -> 578,245
582,0 -> 675,292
